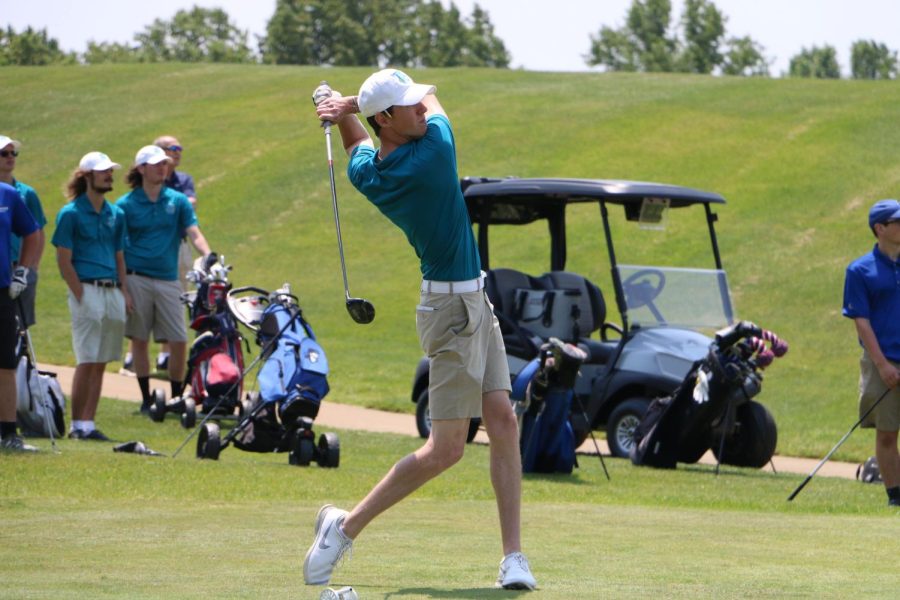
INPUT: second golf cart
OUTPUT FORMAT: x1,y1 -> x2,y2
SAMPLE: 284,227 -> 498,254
411,176 -> 777,460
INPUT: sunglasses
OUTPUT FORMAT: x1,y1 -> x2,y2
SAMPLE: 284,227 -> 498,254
166,145 -> 183,152
0,150 -> 18,158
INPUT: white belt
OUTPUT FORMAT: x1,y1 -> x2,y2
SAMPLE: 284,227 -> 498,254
421,274 -> 485,294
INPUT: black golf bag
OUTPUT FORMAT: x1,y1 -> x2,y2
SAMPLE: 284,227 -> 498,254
515,338 -> 587,474
631,321 -> 787,470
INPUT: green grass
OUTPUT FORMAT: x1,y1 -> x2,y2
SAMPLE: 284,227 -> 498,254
1,399 -> 897,599
3,65 -> 900,463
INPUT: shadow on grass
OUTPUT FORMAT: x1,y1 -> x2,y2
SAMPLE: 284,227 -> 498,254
385,587 -> 530,598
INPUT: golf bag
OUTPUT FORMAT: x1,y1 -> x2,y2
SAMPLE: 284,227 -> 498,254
631,321 -> 787,470
15,348 -> 66,438
514,338 -> 586,474
232,294 -> 329,452
184,257 -> 244,412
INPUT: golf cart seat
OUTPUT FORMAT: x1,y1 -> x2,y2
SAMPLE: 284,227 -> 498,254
485,268 -> 546,360
538,271 -> 621,364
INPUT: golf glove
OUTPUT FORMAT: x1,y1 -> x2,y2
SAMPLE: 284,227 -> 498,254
9,266 -> 28,299
312,83 -> 336,106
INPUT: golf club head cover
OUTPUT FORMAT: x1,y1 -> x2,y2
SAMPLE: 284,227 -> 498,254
202,252 -> 218,272
743,336 -> 775,367
9,265 -> 28,299
760,329 -> 788,357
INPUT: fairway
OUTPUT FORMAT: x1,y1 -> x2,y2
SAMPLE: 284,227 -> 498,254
1,399 -> 897,599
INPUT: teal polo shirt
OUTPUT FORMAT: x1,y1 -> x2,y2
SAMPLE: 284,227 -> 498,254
9,179 -> 47,263
347,114 -> 480,282
51,194 -> 125,281
116,186 -> 197,281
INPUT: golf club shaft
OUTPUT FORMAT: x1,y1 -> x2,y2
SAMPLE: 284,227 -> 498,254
17,297 -> 58,452
323,122 -> 352,302
787,386 -> 891,501
572,394 -> 610,480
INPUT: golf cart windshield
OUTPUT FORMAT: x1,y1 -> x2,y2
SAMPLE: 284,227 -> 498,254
617,265 -> 734,331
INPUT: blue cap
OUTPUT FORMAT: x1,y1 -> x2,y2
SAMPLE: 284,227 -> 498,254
868,200 -> 900,228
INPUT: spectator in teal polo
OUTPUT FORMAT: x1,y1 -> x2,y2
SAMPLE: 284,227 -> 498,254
0,134 -> 46,328
52,152 -> 131,441
0,181 -> 41,452
116,145 -> 212,413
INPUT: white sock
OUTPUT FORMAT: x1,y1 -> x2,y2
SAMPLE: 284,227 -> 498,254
72,420 -> 95,432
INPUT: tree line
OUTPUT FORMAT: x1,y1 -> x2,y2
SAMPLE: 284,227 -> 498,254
2,0 -> 897,79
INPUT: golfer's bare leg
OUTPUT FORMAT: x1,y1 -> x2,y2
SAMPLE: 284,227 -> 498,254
0,369 -> 15,422
131,339 -> 151,378
341,417 -> 469,539
83,363 -> 105,420
167,341 -> 187,383
481,389 -> 522,555
875,429 -> 900,488
71,363 -> 94,420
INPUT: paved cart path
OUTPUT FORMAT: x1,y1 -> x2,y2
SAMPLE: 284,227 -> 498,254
40,363 -> 861,481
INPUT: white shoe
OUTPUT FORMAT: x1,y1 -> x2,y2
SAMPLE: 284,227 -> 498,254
496,551 -> 537,590
303,505 -> 352,585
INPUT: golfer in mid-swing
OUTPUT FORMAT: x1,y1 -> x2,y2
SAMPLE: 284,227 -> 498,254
304,70 -> 536,590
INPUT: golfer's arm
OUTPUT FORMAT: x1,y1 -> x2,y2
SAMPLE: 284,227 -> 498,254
336,111 -> 372,156
855,318 -> 887,364
422,94 -> 446,119
17,229 -> 40,270
55,246 -> 82,299
185,225 -> 211,256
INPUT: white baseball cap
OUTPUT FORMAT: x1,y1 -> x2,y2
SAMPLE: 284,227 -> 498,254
0,135 -> 22,151
357,69 -> 436,117
79,151 -> 121,172
135,144 -> 172,166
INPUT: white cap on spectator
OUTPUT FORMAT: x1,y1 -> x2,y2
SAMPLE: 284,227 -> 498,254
134,144 -> 172,166
357,69 -> 436,117
79,151 -> 121,171
0,135 -> 22,150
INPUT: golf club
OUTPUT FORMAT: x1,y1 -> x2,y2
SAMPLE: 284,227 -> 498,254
787,386 -> 892,501
312,81 -> 376,325
16,297 -> 59,453
571,393 -> 610,480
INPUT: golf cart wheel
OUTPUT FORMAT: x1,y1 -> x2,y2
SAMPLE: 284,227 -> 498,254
316,432 -> 341,468
180,398 -> 197,429
196,422 -> 221,460
606,397 -> 650,458
712,401 -> 777,468
149,389 -> 167,423
289,430 -> 315,467
415,389 -> 480,443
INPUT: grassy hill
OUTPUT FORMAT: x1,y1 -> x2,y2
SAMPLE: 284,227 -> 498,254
4,64 -> 899,461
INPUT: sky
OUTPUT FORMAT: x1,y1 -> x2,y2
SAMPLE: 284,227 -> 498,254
4,0 -> 900,76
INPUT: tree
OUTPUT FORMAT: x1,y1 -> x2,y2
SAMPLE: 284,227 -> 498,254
851,39 -> 897,80
82,41 -> 140,64
789,45 -> 840,79
586,0 -> 766,76
680,0 -> 725,74
721,36 -> 769,76
133,6 -> 256,63
0,26 -> 76,66
261,0 -> 508,67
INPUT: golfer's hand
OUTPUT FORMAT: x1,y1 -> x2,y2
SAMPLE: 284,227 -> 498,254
315,93 -> 354,124
8,266 -> 28,299
878,362 -> 900,389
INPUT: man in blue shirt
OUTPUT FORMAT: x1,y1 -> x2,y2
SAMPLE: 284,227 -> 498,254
843,199 -> 900,507
304,70 -> 536,591
0,182 -> 40,452
116,145 -> 212,412
52,152 -> 131,441
0,135 -> 46,328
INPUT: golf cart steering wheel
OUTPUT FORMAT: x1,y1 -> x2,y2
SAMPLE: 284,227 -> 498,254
622,269 -> 666,309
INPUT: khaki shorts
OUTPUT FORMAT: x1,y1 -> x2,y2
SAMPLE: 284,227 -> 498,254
68,285 -> 126,364
859,352 -> 900,431
416,289 -> 510,421
125,274 -> 188,343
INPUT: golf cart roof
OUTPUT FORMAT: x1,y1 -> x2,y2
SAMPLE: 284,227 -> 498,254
462,177 -> 725,226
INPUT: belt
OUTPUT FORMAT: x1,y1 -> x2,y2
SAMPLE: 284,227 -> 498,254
81,279 -> 120,289
126,269 -> 153,278
421,274 -> 485,294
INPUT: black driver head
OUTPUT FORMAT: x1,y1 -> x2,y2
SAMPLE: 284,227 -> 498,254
347,298 -> 375,324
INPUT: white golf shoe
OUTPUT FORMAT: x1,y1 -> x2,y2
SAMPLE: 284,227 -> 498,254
303,505 -> 353,585
496,551 -> 537,590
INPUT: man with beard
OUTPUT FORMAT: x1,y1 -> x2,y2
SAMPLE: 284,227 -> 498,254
52,152 -> 131,440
